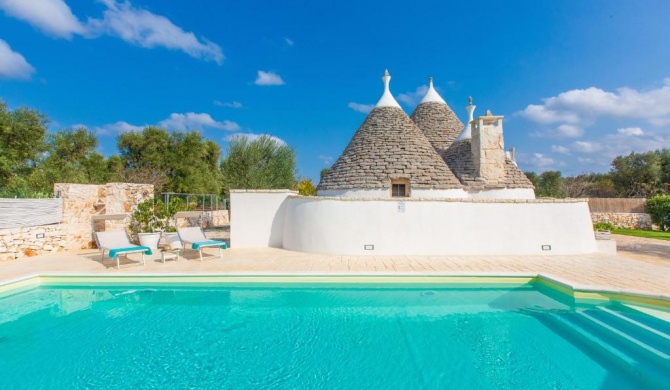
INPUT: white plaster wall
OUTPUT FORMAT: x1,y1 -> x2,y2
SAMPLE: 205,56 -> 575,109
318,189 -> 389,198
230,190 -> 296,248
318,187 -> 534,199
466,188 -> 535,199
410,188 -> 469,198
282,198 -> 597,255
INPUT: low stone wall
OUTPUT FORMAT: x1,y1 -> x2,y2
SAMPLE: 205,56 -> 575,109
204,210 -> 229,226
0,183 -> 153,261
591,212 -> 653,230
0,225 -> 70,259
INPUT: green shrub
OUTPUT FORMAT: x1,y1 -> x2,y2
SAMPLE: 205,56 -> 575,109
593,222 -> 615,231
0,188 -> 53,198
646,195 -> 670,231
130,198 -> 193,234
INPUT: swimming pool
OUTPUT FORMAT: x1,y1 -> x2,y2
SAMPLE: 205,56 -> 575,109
0,277 -> 668,389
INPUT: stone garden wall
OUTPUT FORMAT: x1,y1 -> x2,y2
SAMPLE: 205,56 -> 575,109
587,198 -> 653,230
590,212 -> 653,230
0,183 -> 153,261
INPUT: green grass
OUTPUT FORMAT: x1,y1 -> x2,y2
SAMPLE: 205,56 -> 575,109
612,228 -> 670,241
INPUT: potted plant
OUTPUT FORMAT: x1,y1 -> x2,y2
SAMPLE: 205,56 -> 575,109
593,222 -> 614,240
156,197 -> 191,249
130,199 -> 163,249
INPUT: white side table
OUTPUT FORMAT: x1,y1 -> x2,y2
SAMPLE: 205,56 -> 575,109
161,248 -> 180,263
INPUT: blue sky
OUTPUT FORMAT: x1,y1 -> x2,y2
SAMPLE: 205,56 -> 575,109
1,0 -> 669,181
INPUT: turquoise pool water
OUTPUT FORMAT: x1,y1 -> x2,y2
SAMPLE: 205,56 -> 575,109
0,283 -> 668,389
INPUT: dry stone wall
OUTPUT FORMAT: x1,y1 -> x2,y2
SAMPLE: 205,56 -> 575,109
0,183 -> 153,261
591,212 -> 653,230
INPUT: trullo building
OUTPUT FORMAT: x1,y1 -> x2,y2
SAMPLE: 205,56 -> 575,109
230,70 -> 601,256
318,70 -> 535,199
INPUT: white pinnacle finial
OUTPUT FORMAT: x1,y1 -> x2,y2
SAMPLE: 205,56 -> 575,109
419,76 -> 446,105
375,69 -> 401,108
455,96 -> 476,141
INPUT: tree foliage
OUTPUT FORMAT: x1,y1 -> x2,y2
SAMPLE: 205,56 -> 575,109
297,179 -> 317,196
0,102 -> 49,190
646,195 -> 670,231
525,171 -> 566,198
610,151 -> 665,197
29,128 -> 114,189
524,148 -> 670,199
117,127 -> 222,193
221,135 -> 296,195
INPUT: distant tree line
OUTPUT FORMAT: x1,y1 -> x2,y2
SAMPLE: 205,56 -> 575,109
525,149 -> 670,199
0,101 -> 314,198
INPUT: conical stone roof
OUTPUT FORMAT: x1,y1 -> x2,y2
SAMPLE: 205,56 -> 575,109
317,106 -> 462,191
410,79 -> 464,154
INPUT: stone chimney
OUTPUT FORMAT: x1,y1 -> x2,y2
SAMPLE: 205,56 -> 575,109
471,110 -> 505,183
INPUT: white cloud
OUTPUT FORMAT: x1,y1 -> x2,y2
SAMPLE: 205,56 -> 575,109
518,104 -> 580,124
284,37 -> 294,46
214,100 -> 243,108
158,112 -> 239,131
92,120 -> 143,135
0,0 -> 84,39
225,133 -> 286,146
617,126 -> 644,136
577,157 -> 595,164
0,0 -> 223,63
87,0 -> 223,64
530,123 -> 583,138
598,131 -> 670,159
348,102 -> 374,114
530,153 -> 556,169
551,145 -> 570,154
555,124 -> 583,137
92,112 -> 239,135
396,85 -> 428,107
254,70 -> 284,86
518,81 -> 670,126
572,141 -> 601,153
318,155 -> 333,165
0,39 -> 35,79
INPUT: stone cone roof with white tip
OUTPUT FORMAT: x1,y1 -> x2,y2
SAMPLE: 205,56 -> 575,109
318,71 -> 534,192
317,106 -> 462,190
410,78 -> 464,158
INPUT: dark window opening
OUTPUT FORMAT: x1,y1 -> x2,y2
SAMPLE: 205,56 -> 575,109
392,184 -> 407,197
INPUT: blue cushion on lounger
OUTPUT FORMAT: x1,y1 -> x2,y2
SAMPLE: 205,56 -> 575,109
191,240 -> 227,250
108,246 -> 152,260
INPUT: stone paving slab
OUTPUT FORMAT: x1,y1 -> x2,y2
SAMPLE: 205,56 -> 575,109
1,244 -> 668,297
614,234 -> 670,265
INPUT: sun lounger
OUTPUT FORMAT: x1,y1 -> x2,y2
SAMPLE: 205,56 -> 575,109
95,231 -> 152,269
177,227 -> 226,261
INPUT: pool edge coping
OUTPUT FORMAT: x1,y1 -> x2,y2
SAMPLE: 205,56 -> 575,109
1,272 -> 669,309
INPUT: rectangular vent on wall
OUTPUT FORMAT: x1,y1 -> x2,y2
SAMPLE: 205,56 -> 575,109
364,244 -> 374,250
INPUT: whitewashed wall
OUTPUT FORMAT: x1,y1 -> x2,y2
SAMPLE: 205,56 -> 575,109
231,191 -> 598,255
465,188 -> 535,199
230,190 -> 297,248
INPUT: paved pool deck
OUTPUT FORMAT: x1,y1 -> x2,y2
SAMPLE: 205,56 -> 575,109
1,234 -> 668,296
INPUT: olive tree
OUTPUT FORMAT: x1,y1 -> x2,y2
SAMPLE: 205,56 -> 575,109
221,135 -> 296,195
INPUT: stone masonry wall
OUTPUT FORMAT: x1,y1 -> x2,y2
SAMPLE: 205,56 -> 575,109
175,210 -> 230,228
471,119 -> 505,183
591,212 -> 653,230
0,183 -> 153,261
